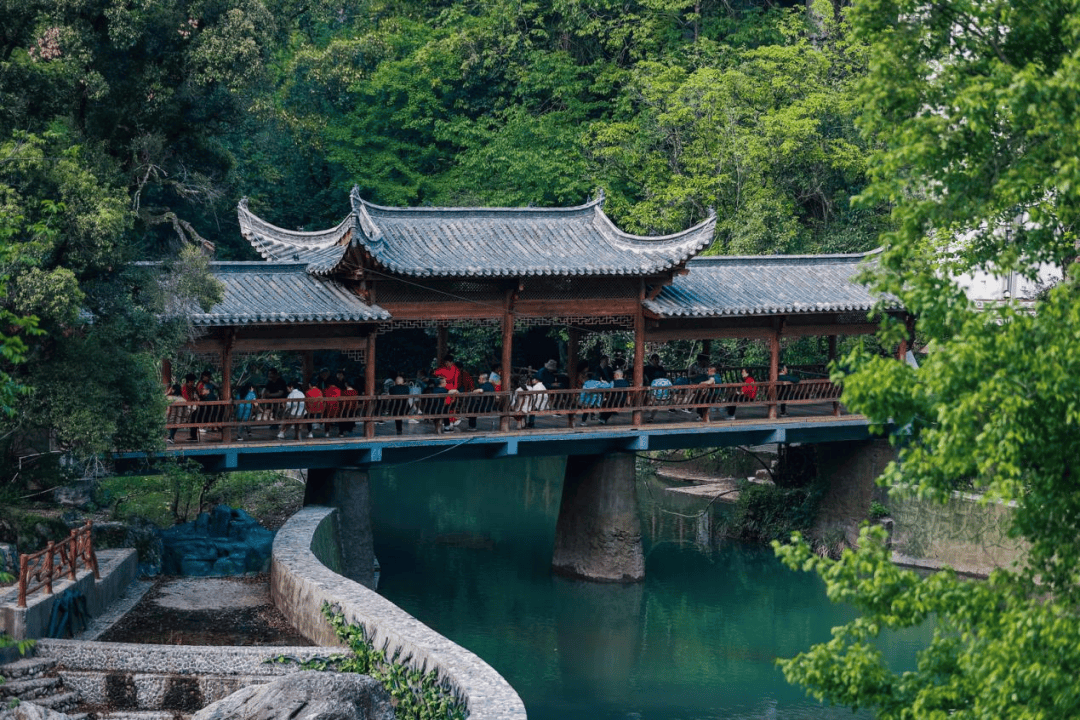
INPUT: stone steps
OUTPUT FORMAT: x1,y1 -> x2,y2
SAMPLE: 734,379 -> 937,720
0,674 -> 62,699
0,656 -> 57,680
99,712 -> 190,720
33,689 -> 81,712
1,652 -> 84,717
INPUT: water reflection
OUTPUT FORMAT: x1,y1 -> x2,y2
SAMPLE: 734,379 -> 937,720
370,457 -> 930,720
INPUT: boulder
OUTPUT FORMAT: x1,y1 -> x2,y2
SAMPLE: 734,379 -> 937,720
0,542 -> 17,575
0,702 -> 74,720
159,505 -> 274,576
52,481 -> 95,509
191,671 -> 394,720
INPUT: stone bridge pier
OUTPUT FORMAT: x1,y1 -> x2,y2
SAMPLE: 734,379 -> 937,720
303,467 -> 376,588
552,452 -> 645,583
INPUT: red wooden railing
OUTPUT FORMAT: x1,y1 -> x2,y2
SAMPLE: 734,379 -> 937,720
18,520 -> 100,608
164,377 -> 843,442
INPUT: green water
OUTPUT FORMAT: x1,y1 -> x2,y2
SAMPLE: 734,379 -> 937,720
370,457 -> 929,720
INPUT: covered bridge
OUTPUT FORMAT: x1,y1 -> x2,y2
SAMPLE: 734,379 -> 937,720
175,189 -> 902,433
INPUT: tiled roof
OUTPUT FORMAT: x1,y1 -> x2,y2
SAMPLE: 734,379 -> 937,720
644,251 -> 895,318
193,262 -> 390,325
237,190 -> 716,278
238,200 -> 352,276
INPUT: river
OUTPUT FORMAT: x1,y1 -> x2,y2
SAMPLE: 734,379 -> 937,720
369,456 -> 930,720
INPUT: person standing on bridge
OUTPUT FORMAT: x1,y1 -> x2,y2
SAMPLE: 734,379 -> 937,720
434,354 -> 461,427
536,359 -> 561,389
644,354 -> 667,384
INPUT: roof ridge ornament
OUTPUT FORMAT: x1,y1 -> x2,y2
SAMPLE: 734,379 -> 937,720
350,187 -> 384,245
593,187 -> 606,208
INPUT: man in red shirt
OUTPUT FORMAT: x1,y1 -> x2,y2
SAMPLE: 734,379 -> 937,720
304,381 -> 325,437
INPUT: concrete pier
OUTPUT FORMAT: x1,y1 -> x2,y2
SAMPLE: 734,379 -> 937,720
552,452 -> 645,582
303,468 -> 375,588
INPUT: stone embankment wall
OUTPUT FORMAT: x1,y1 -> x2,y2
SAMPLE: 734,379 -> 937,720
271,505 -> 527,720
888,489 -> 1025,576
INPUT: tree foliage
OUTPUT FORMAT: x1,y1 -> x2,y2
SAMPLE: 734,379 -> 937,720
242,0 -> 889,250
775,1 -> 1080,717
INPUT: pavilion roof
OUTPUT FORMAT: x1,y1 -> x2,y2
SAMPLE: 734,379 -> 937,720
644,251 -> 894,318
194,262 -> 390,326
239,189 -> 717,279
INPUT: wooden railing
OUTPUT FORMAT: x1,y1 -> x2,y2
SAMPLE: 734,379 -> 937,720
164,377 -> 843,441
18,520 -> 100,608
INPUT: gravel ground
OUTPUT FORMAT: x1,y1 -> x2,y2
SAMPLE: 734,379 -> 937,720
96,574 -> 312,647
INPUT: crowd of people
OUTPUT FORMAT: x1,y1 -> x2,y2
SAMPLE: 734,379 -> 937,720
165,351 -> 793,442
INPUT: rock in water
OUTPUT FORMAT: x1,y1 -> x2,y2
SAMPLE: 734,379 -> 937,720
191,671 -> 395,720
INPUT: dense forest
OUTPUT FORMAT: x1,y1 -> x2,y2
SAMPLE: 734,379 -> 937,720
0,0 -> 883,462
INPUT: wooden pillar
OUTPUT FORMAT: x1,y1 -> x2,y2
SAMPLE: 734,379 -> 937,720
701,339 -> 711,359
632,281 -> 646,426
161,359 -> 172,387
567,327 -> 581,429
500,289 -> 515,432
220,338 -> 232,445
768,323 -> 780,419
828,335 -> 839,416
568,329 -> 581,386
365,332 -> 377,438
221,333 -> 233,401
302,351 -> 314,386
437,325 -> 449,364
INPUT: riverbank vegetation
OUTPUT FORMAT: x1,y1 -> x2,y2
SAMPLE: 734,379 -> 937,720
311,604 -> 467,720
773,0 -> 1080,717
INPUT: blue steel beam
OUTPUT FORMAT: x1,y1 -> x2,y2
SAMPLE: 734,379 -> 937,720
111,417 -> 882,474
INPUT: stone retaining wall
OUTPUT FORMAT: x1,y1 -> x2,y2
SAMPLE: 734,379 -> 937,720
888,488 -> 1025,576
0,549 -> 137,641
271,505 -> 527,720
38,639 -> 331,712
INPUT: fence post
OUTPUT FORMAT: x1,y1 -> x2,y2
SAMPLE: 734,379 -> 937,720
43,541 -> 55,596
67,529 -> 78,581
86,519 -> 100,579
17,553 -> 28,608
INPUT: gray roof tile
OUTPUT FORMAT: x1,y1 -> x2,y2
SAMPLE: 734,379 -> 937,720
194,262 -> 390,325
645,251 -> 896,318
238,191 -> 716,278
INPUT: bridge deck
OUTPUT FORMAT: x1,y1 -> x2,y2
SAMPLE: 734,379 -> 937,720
119,400 -> 877,473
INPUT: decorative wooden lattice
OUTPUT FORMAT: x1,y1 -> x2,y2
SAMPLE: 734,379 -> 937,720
515,314 -> 635,331
376,318 -> 503,334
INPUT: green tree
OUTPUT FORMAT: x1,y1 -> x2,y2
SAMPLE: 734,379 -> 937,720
775,0 -> 1080,717
584,9 -> 882,249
